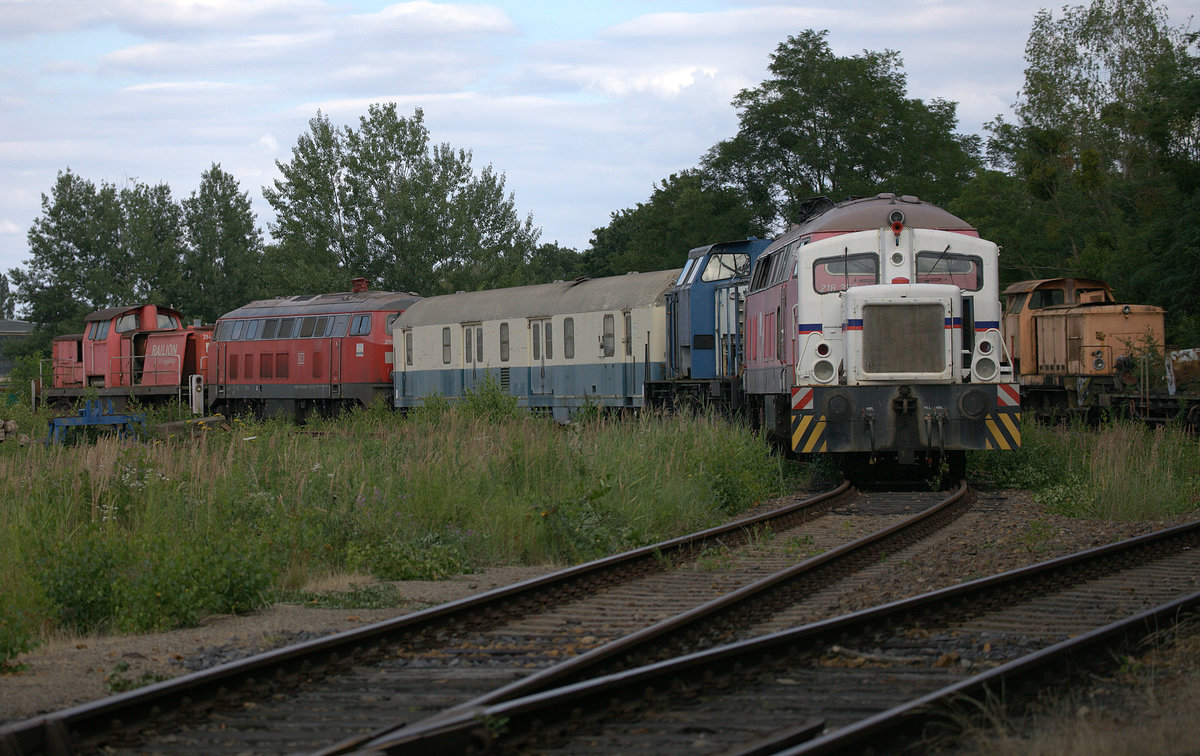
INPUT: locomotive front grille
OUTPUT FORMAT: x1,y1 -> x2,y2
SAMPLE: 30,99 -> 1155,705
862,302 -> 945,374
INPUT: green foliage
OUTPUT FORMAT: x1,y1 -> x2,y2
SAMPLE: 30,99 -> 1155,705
34,529 -> 122,633
0,585 -> 40,671
458,374 -> 521,422
276,583 -> 408,610
264,104 -> 539,296
346,531 -> 472,581
103,660 -> 169,693
702,29 -> 980,232
581,170 -> 766,278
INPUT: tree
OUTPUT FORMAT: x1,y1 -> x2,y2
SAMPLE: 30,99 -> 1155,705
264,104 -> 540,295
703,30 -> 981,232
978,0 -> 1200,342
581,170 -> 767,278
182,164 -> 265,323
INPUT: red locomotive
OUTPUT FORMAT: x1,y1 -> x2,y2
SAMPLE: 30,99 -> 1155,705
42,303 -> 212,412
207,279 -> 420,420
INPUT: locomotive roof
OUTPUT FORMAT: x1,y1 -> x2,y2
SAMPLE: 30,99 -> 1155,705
85,304 -> 184,322
1002,278 -> 1112,295
218,289 -> 422,320
398,269 -> 682,327
789,193 -> 976,237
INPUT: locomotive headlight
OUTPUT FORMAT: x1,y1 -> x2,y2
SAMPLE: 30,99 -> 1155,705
815,342 -> 831,357
813,359 -> 836,383
974,357 -> 998,381
978,339 -> 992,354
1093,357 -> 1106,371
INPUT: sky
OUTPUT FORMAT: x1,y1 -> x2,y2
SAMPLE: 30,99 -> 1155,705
2,0 -> 1199,292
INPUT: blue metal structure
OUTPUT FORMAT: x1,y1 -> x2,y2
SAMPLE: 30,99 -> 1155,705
46,399 -> 147,445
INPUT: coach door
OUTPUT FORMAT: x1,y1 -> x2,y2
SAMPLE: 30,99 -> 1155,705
462,323 -> 483,391
529,318 -> 551,395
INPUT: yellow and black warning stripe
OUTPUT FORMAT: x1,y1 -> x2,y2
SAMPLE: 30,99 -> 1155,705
790,387 -> 827,453
986,384 -> 1022,449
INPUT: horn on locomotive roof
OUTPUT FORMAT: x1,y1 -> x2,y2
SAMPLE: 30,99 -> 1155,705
351,277 -> 370,293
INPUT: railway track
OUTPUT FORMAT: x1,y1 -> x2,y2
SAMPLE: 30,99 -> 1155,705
363,516 -> 1200,755
0,481 -> 983,755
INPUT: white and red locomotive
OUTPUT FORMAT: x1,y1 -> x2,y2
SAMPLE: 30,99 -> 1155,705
741,194 -> 1021,473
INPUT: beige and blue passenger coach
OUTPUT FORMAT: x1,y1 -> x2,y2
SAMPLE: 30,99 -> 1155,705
392,270 -> 680,421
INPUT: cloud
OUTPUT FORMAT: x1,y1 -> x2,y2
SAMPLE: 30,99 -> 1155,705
0,220 -> 20,235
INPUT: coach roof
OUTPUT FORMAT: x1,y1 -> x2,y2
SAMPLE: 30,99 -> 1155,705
398,269 -> 681,327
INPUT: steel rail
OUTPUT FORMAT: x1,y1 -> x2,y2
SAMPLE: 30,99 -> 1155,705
318,481 -> 971,756
354,517 -> 1200,755
0,482 -> 851,756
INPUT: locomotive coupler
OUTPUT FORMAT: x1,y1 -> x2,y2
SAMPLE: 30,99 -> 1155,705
892,386 -> 916,414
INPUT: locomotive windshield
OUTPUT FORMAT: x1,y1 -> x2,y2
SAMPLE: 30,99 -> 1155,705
699,252 -> 751,282
915,252 -> 983,291
813,253 -> 878,293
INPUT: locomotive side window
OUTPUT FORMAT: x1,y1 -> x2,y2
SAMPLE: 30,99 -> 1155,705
749,252 -> 773,291
231,320 -> 245,340
278,318 -> 297,339
350,314 -> 372,336
602,314 -> 615,357
299,317 -> 317,338
500,322 -> 510,362
768,243 -> 795,286
564,318 -> 575,359
262,319 -> 280,339
332,315 -> 350,337
244,320 -> 260,340
442,327 -> 451,364
115,313 -> 140,333
700,252 -> 750,283
915,252 -> 983,291
315,316 -> 331,337
812,253 -> 879,293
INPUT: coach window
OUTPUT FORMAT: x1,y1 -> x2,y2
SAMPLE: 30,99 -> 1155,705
262,319 -> 279,339
915,252 -> 982,291
231,320 -> 245,340
500,322 -> 510,362
475,326 -> 483,364
624,311 -> 632,356
700,252 -> 751,282
442,327 -> 451,364
465,327 -> 474,364
602,314 -> 615,358
299,317 -> 317,338
564,318 -> 575,359
404,331 -> 413,366
812,253 -> 879,293
115,313 -> 140,333
544,321 -> 553,360
532,323 -> 541,361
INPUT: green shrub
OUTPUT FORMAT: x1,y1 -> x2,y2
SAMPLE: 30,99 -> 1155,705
0,587 -> 40,671
35,530 -> 122,633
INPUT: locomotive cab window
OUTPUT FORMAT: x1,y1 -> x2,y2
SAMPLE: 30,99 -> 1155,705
88,320 -> 110,340
157,313 -> 178,329
115,313 -> 140,333
1029,289 -> 1065,309
675,259 -> 696,286
700,252 -> 751,283
1005,293 -> 1027,315
915,252 -> 983,291
813,253 -> 879,293
350,314 -> 371,336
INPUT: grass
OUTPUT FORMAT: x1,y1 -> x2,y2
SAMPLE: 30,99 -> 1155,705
0,388 -> 805,666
